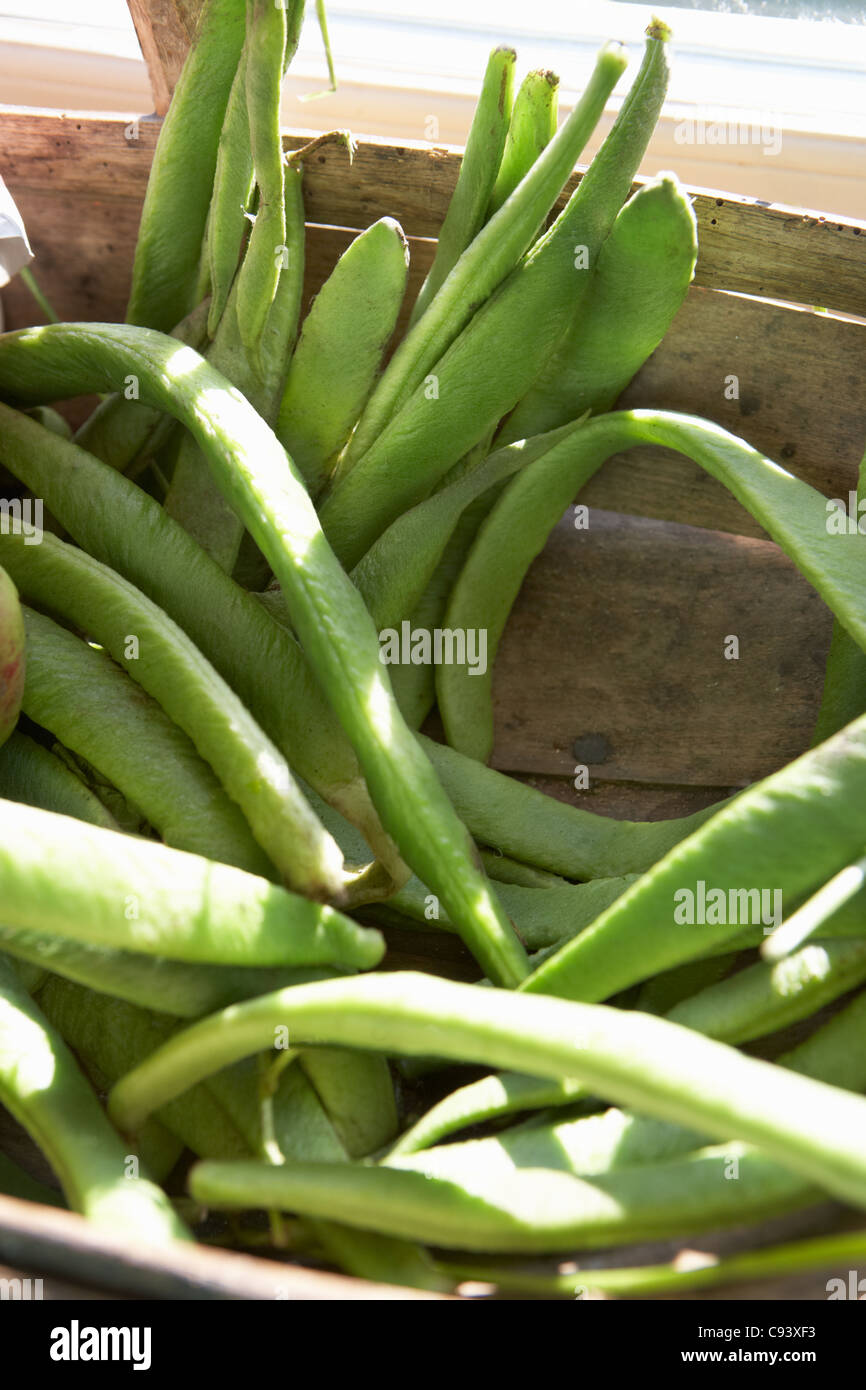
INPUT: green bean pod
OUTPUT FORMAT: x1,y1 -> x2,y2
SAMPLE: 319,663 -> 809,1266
0,957 -> 188,1240
1,531 -> 346,899
0,324 -> 528,987
525,713 -> 866,1004
20,606 -> 275,877
812,447 -> 866,743
126,0 -> 247,332
300,1050 -> 398,1158
420,734 -> 720,880
206,47 -> 255,335
0,563 -> 24,747
0,403 -> 400,878
278,218 -> 409,497
109,971 -> 866,1218
440,1227 -> 866,1299
38,976 -> 250,1163
235,0 -> 287,368
438,409 -> 866,761
409,46 -> 515,328
321,32 -> 669,566
75,301 -> 210,473
0,925 -> 332,1019
500,172 -> 698,444
486,69 -> 559,219
338,40 -> 628,473
166,164 -> 308,576
0,797 -> 385,970
0,730 -> 119,829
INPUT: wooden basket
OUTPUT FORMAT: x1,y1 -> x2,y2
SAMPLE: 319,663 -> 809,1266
0,11 -> 865,1300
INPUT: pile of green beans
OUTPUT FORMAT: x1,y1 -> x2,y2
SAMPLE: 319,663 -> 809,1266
1,5 -> 865,1302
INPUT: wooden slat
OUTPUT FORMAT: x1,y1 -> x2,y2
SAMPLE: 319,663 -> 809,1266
489,508 -> 832,786
125,1 -> 200,116
1,111 -> 864,314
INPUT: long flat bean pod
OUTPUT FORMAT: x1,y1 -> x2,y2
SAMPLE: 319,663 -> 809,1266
337,40 -> 629,473
439,409 -> 866,761
485,69 -> 559,219
108,971 -> 866,1217
0,324 -> 528,987
206,47 -> 255,335
394,952 -> 866,1173
235,0 -> 287,368
20,605 -> 275,877
0,957 -> 188,1241
0,925 -> 331,1020
189,989 -> 866,1252
0,402 -> 399,875
126,0 -> 247,332
2,531 -> 345,898
320,31 -> 669,567
0,797 -> 384,970
441,1227 -> 866,1298
812,447 -> 866,743
420,734 -> 720,879
278,218 -> 409,497
0,562 -> 24,747
500,173 -> 698,444
408,46 -> 515,327
38,976 -> 250,1163
0,729 -> 117,829
524,713 -> 866,1003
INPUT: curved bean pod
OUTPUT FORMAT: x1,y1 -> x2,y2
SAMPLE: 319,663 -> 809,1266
189,1142 -> 815,1254
408,46 -> 515,327
0,925 -> 331,1019
321,32 -> 668,567
812,447 -> 866,743
0,729 -> 118,829
438,410 -> 866,761
0,797 -> 384,970
235,0 -> 287,368
2,531 -> 346,899
0,325 -> 528,987
37,975 -> 250,1163
500,172 -> 698,444
419,734 -> 720,880
278,218 -> 409,497
337,40 -> 628,473
486,69 -> 559,219
126,0 -> 247,332
525,713 -> 866,1003
0,403 -> 399,877
390,937 -> 866,1154
20,606 -> 275,877
206,47 -> 255,335
108,971 -> 866,1217
0,563 -> 24,747
439,1227 -> 866,1298
0,957 -> 188,1241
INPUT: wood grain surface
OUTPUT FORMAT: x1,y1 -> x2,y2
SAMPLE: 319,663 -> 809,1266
0,112 -> 864,312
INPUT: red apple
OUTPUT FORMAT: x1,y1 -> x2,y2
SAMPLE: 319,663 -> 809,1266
0,564 -> 25,748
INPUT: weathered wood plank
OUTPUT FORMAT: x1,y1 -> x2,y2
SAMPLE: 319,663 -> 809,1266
1,111 -> 864,314
489,508 -> 832,787
125,1 -> 200,116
